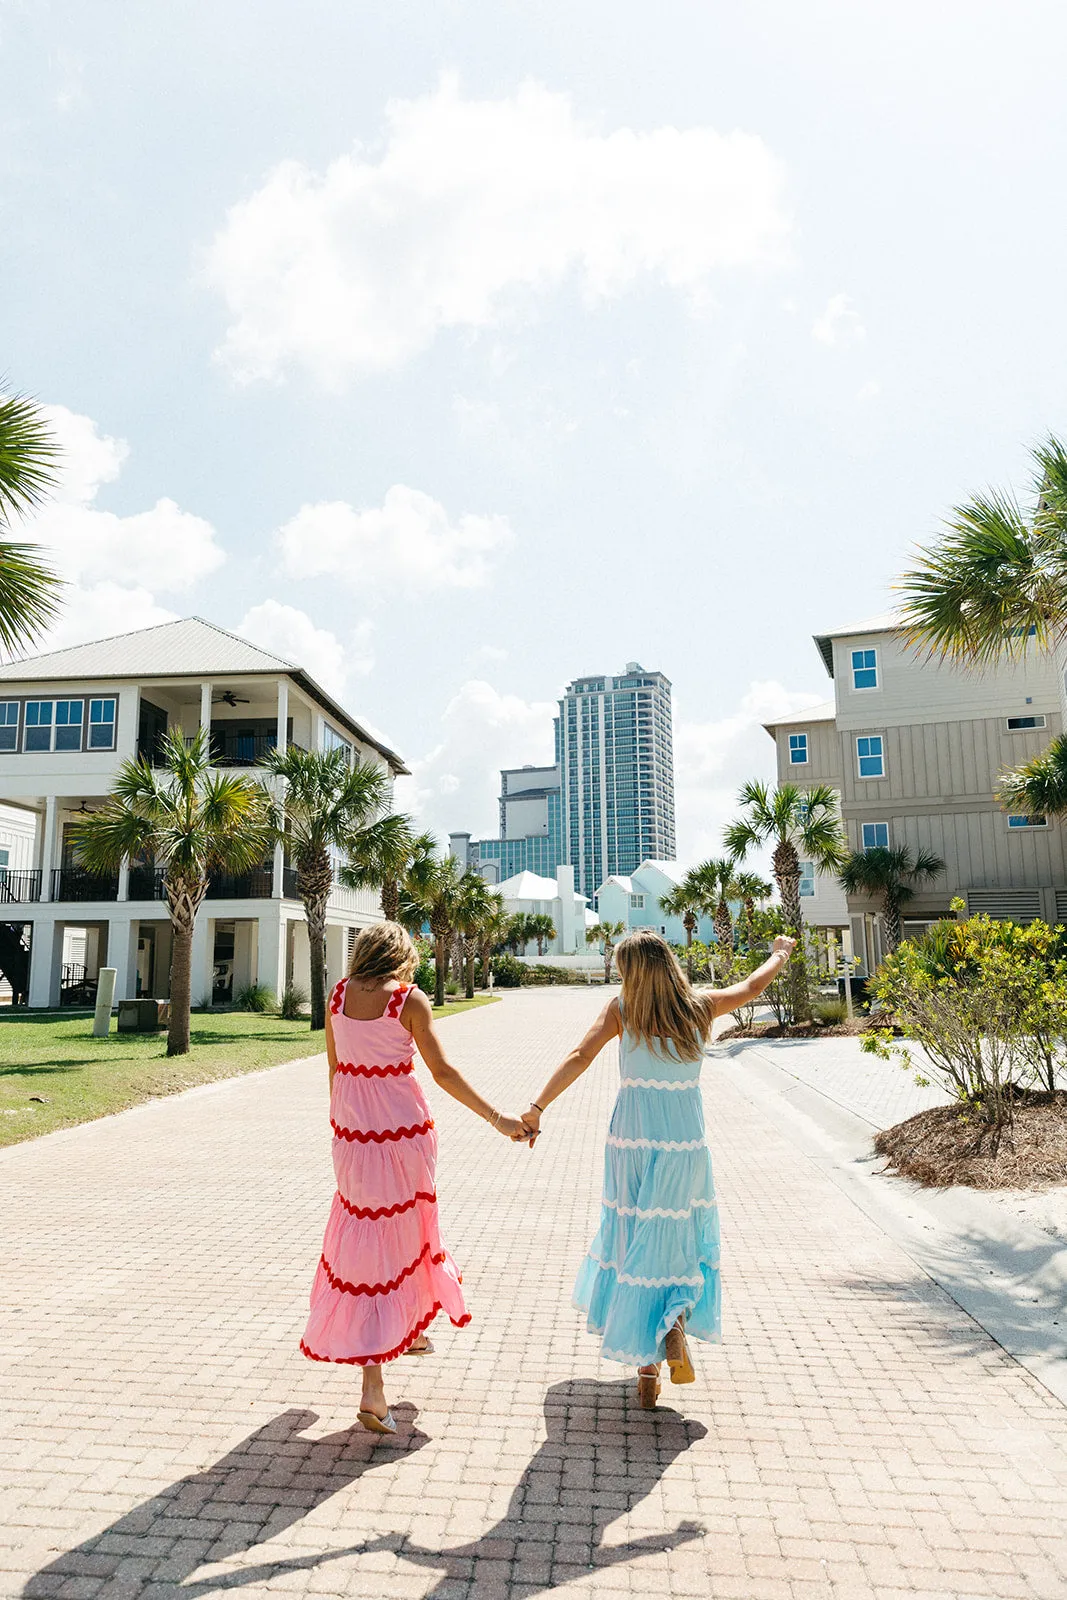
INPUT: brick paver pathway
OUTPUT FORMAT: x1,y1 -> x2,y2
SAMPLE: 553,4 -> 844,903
719,1035 -> 949,1130
3,987 -> 1067,1600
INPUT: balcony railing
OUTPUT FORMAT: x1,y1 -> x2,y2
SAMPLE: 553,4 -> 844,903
282,867 -> 300,899
137,733 -> 306,769
51,868 -> 119,903
206,868 -> 274,900
128,866 -> 167,902
0,869 -> 42,904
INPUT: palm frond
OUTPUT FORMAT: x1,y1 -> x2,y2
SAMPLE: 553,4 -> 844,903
997,733 -> 1067,818
0,541 -> 63,655
0,392 -> 62,524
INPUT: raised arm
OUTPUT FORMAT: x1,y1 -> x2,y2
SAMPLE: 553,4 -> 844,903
518,999 -> 622,1141
707,934 -> 796,1018
405,988 -> 525,1140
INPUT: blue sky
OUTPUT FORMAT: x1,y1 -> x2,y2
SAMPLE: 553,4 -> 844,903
4,0 -> 1066,859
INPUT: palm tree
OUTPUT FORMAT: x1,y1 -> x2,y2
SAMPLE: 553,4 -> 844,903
839,845 -> 945,953
505,912 -> 532,954
454,875 -> 503,999
339,814 -> 421,921
527,913 -> 556,956
0,392 -> 63,654
74,728 -> 272,1056
724,781 -> 847,1020
404,847 -> 465,1007
997,739 -> 1067,819
691,858 -> 740,971
660,875 -> 704,979
478,903 -> 512,990
897,435 -> 1067,667
587,919 -> 626,983
261,745 -> 389,1030
733,870 -> 772,949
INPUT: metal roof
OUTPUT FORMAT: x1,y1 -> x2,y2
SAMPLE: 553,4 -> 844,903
762,699 -> 837,735
812,612 -> 901,675
0,616 -> 409,774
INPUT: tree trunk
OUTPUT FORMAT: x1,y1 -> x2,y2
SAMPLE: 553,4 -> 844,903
464,941 -> 476,1000
298,845 -> 333,1030
714,899 -> 734,982
381,878 -> 399,923
434,936 -> 448,1007
883,894 -> 902,953
685,920 -> 694,981
603,942 -> 612,983
774,843 -> 810,1022
479,939 -> 492,989
165,877 -> 203,1057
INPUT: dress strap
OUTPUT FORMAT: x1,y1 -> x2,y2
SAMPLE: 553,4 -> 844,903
385,983 -> 411,1020
329,977 -> 348,1016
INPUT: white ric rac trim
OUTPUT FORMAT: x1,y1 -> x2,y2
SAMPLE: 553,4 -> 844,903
602,1197 -> 717,1219
619,1077 -> 700,1091
589,1255 -> 706,1288
606,1135 -> 705,1151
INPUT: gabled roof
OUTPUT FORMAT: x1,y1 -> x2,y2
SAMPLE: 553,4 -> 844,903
597,874 -> 633,895
495,870 -> 561,901
634,860 -> 683,887
812,612 -> 901,676
0,616 -> 408,773
762,699 -> 837,735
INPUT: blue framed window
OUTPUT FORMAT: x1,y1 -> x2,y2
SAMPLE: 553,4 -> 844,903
861,822 -> 889,850
24,699 -> 84,752
788,732 -> 808,765
1006,714 -> 1045,731
55,700 -> 84,751
1007,814 -> 1047,829
799,861 -> 815,897
857,735 -> 884,778
851,648 -> 878,690
0,701 -> 19,752
88,698 -> 116,750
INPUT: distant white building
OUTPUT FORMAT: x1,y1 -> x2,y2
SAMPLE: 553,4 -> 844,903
593,860 -> 716,946
0,617 -> 407,1008
493,864 -> 593,956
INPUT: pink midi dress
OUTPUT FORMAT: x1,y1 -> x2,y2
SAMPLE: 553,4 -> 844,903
300,979 -> 470,1365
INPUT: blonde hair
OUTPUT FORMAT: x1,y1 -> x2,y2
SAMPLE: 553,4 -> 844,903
347,921 -> 419,984
615,929 -> 715,1062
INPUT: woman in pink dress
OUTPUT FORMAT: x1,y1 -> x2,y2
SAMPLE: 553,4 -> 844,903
301,922 -> 525,1434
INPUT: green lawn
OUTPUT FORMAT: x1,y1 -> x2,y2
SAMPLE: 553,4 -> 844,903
0,994 -> 498,1148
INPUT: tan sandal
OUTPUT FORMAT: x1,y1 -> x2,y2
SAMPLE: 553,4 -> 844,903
637,1368 -> 661,1409
358,1408 -> 397,1435
403,1337 -> 434,1357
665,1320 -> 696,1385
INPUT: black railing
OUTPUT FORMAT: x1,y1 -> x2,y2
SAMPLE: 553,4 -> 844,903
51,868 -> 119,903
210,732 -> 278,767
282,867 -> 300,899
128,866 -> 167,901
206,868 -> 274,900
0,869 -> 42,904
60,962 -> 97,1006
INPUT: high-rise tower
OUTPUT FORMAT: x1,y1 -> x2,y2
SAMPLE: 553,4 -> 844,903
558,663 -> 676,900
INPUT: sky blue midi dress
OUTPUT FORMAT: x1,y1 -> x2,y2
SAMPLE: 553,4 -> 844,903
572,1008 -> 720,1366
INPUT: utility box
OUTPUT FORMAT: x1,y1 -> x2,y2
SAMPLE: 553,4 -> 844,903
117,999 -> 163,1033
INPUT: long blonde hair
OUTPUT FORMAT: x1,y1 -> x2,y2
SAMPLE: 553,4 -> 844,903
615,928 -> 715,1061
347,921 -> 419,984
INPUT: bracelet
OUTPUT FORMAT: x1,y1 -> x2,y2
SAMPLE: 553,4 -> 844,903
531,1102 -> 545,1114
487,1108 -> 501,1129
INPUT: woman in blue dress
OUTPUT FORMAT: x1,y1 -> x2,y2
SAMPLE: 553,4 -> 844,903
520,927 -> 795,1407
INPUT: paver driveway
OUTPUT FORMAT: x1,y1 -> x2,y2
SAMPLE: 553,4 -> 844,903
2,986 -> 1067,1600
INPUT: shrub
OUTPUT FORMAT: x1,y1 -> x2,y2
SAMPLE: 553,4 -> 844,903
864,912 -> 1067,1128
414,957 -> 435,996
279,982 -> 308,1020
235,983 -> 276,1013
522,964 -> 579,986
490,953 -> 524,987
813,997 -> 847,1025
445,977 -> 460,997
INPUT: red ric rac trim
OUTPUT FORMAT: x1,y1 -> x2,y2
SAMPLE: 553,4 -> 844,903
334,1061 -> 414,1079
331,1116 -> 433,1144
385,984 -> 411,1019
300,1304 -> 471,1367
329,980 -> 346,1015
319,1241 -> 445,1297
337,1189 -> 436,1219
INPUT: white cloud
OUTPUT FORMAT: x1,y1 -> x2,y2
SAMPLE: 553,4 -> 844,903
276,485 -> 512,592
23,405 -> 225,593
812,293 -> 866,347
235,599 -> 372,697
857,378 -> 881,400
674,680 -> 827,867
204,77 -> 792,383
394,678 -> 557,841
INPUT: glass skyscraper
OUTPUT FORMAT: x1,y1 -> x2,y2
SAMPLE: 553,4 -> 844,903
559,663 -> 676,899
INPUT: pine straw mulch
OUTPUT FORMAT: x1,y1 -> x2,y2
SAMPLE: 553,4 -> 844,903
874,1091 -> 1067,1189
717,1018 -> 871,1041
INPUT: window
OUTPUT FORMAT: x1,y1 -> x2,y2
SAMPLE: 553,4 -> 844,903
862,822 -> 889,850
1007,814 -> 1048,829
788,732 -> 808,765
851,648 -> 878,690
24,699 -> 84,752
856,735 -> 884,778
88,698 -> 117,749
1006,715 -> 1046,731
322,725 -> 351,759
0,702 -> 18,751
629,893 -> 644,909
799,861 -> 815,897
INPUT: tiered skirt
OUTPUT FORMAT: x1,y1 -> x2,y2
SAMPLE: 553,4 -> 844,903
301,1063 -> 469,1365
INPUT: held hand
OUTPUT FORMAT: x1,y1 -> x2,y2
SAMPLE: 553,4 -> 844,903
517,1104 -> 542,1148
494,1113 -> 530,1141
771,935 -> 796,962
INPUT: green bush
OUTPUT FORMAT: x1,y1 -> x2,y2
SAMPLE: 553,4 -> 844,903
445,977 -> 460,997
235,983 -> 276,1013
521,964 -> 579,986
490,953 -> 524,987
813,997 -> 847,1025
279,982 -> 308,1020
414,957 -> 435,996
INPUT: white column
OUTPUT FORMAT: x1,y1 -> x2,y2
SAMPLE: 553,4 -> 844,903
325,922 -> 346,990
190,913 -> 213,1007
107,915 -> 137,1003
276,679 -> 288,755
117,860 -> 130,902
27,913 -> 58,1008
256,909 -> 287,998
200,683 -> 213,737
39,795 -> 58,902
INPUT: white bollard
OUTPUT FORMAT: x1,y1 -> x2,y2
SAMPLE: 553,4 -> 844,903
93,968 -> 117,1038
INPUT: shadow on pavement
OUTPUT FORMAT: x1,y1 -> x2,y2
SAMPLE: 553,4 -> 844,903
25,1381 -> 706,1597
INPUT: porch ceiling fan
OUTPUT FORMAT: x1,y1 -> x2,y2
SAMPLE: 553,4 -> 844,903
214,690 -> 251,707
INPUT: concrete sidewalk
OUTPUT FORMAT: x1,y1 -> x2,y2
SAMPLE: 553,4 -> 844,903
2,986 -> 1067,1599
